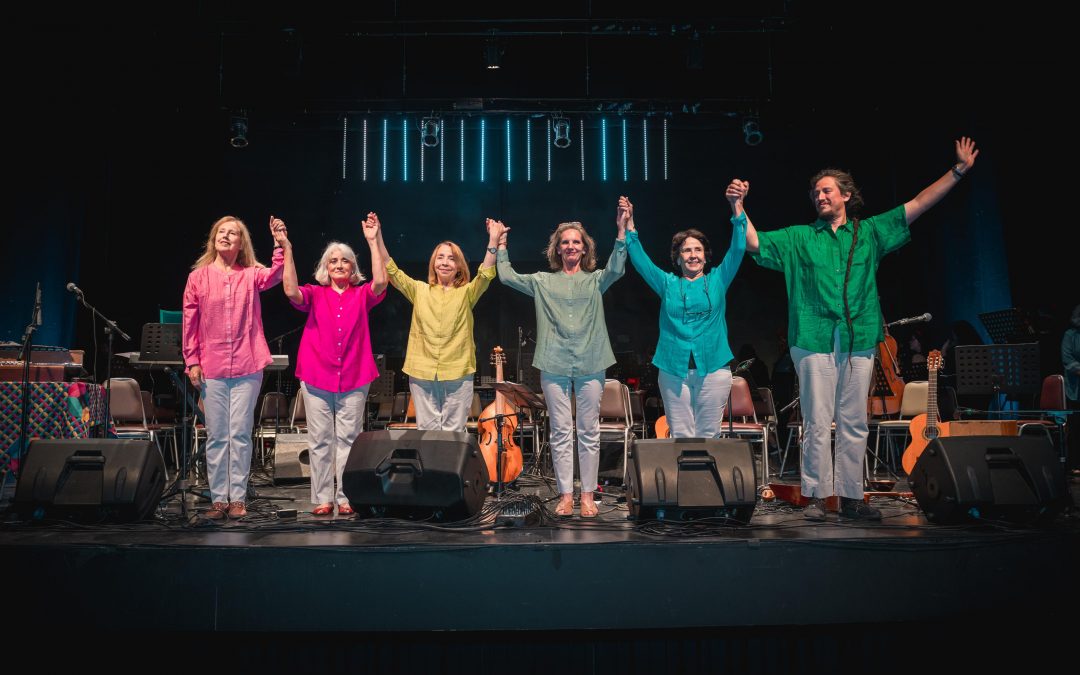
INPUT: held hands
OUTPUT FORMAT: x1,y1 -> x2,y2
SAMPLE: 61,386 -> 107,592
270,215 -> 289,248
486,218 -> 509,247
362,212 -> 381,241
954,136 -> 979,174
725,179 -> 749,212
616,196 -> 635,232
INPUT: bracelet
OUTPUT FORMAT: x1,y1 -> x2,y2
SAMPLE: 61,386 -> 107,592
951,165 -> 965,180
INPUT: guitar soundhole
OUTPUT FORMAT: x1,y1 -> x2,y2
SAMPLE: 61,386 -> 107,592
923,428 -> 938,441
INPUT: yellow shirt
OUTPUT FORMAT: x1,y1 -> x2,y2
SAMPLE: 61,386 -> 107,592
386,258 -> 496,381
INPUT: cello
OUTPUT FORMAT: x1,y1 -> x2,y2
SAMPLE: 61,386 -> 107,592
478,346 -> 524,483
869,320 -> 904,417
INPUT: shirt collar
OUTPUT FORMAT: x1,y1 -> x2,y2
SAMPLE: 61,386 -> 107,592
814,217 -> 852,233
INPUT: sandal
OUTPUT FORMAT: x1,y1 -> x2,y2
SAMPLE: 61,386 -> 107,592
579,494 -> 599,518
226,501 -> 247,519
554,495 -> 574,517
204,502 -> 228,521
337,503 -> 355,516
312,503 -> 334,516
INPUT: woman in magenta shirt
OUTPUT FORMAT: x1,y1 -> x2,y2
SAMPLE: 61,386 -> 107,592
183,215 -> 287,521
282,213 -> 387,516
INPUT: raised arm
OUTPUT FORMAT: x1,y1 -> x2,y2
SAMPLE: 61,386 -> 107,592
620,195 -> 667,295
495,226 -> 536,297
379,217 -> 419,302
726,179 -> 760,253
278,216 -> 302,304
256,215 -> 287,290
904,137 -> 979,225
363,212 -> 388,296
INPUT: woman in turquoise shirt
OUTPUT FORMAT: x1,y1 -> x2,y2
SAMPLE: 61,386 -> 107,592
491,212 -> 626,518
621,195 -> 746,438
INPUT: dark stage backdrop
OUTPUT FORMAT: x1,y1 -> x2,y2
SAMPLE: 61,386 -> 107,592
4,2 -> 1072,396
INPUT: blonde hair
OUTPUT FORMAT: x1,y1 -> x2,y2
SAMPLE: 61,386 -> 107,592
545,222 -> 597,271
427,241 -> 471,287
313,241 -> 366,286
191,216 -> 264,270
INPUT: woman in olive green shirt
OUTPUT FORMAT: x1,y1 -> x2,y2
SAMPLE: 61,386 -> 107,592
376,219 -> 502,431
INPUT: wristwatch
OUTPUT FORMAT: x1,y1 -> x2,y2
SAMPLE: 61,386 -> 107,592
487,246 -> 499,254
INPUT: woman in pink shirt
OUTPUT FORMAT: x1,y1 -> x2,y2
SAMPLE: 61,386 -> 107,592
282,213 -> 388,516
183,215 -> 287,521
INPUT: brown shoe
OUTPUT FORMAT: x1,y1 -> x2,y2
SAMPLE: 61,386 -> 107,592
205,502 -> 228,520
227,501 -> 247,519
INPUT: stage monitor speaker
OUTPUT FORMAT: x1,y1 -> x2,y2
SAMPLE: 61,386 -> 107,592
626,437 -> 757,524
342,430 -> 489,521
908,435 -> 1066,524
273,433 -> 311,481
13,438 -> 166,522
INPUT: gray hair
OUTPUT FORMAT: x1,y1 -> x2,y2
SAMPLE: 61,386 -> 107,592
313,241 -> 366,286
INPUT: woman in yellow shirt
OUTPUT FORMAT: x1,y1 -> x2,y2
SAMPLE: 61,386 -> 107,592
376,219 -> 502,431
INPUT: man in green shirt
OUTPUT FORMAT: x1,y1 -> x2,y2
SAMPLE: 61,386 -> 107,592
727,137 -> 979,521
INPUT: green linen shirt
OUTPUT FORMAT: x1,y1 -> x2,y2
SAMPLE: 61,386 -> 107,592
497,240 -> 627,377
751,205 -> 909,353
386,258 -> 496,381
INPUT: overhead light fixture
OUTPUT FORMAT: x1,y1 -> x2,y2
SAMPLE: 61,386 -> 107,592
742,117 -> 763,147
229,112 -> 249,148
421,117 -> 440,148
483,35 -> 504,69
552,117 -> 571,149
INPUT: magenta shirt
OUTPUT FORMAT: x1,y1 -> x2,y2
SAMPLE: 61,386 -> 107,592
182,249 -> 284,379
292,282 -> 386,393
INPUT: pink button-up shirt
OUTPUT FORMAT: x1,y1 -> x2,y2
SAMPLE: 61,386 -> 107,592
182,249 -> 285,379
291,282 -> 385,393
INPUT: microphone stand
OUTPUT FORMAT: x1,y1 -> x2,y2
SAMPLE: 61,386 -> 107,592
72,287 -> 131,438
14,284 -> 42,478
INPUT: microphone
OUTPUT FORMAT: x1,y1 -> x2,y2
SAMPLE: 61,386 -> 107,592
34,282 -> 42,327
888,312 -> 932,327
66,282 -> 84,296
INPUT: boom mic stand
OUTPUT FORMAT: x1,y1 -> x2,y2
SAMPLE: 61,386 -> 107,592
69,284 -> 131,438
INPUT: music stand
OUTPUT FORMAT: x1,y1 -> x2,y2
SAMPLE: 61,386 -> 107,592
978,308 -> 1035,344
491,381 -> 548,488
136,323 -> 202,519
954,343 -> 1041,412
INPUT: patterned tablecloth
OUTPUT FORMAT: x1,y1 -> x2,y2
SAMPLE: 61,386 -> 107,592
0,381 -> 108,473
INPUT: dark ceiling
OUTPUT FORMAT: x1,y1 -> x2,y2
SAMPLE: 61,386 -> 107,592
13,1 -> 1064,128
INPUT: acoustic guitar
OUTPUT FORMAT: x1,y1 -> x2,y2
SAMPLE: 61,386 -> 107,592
901,349 -> 946,474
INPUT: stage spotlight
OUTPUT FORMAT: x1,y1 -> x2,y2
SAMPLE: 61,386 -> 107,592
483,38 -> 503,69
552,117 -> 571,149
742,117 -> 763,146
421,117 -> 440,148
229,113 -> 249,148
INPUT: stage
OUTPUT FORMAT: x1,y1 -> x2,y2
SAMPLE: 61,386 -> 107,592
3,462 -> 1078,662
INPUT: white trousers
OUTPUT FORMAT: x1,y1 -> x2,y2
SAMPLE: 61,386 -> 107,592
409,375 -> 474,432
658,367 -> 732,438
301,382 -> 368,506
202,372 -> 263,504
541,371 -> 605,494
791,328 -> 875,499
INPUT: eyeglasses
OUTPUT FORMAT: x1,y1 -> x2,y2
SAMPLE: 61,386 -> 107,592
681,281 -> 712,323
